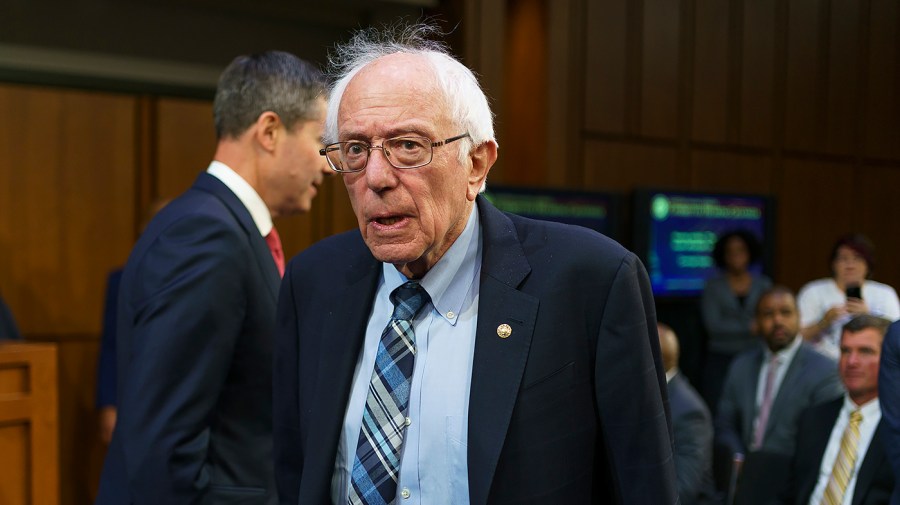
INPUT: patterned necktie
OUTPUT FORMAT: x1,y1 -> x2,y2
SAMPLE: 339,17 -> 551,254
752,355 -> 780,450
821,409 -> 863,505
265,227 -> 285,278
349,281 -> 430,505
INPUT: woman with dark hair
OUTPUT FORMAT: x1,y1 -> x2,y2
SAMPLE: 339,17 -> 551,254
700,229 -> 772,409
797,233 -> 900,358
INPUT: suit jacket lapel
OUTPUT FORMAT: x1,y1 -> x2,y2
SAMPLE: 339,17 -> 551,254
193,172 -> 281,299
852,422 -> 885,505
743,348 -> 765,445
765,344 -> 808,440
302,246 -> 381,501
467,197 -> 539,505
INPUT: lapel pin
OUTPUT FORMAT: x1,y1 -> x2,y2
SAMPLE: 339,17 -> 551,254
497,323 -> 512,339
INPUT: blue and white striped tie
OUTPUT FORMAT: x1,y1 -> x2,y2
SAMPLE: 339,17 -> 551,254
349,281 -> 430,505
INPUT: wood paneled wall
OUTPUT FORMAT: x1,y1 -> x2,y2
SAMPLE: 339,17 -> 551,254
469,0 -> 900,293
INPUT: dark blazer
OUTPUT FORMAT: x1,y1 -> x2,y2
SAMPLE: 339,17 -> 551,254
669,373 -> 717,505
96,173 -> 281,505
716,341 -> 843,457
784,398 -> 895,505
0,291 -> 21,340
96,268 -> 122,409
880,322 -> 900,505
274,196 -> 678,505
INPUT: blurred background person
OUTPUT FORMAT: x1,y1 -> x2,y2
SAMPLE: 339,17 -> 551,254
95,199 -> 170,445
716,286 -> 843,504
0,290 -> 22,340
781,315 -> 894,505
702,229 -> 772,411
659,322 -> 717,505
798,234 -> 900,360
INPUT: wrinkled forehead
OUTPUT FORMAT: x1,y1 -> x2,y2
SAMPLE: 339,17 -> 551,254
337,53 -> 451,135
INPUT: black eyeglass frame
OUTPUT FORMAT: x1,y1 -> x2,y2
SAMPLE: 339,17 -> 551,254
319,132 -> 471,173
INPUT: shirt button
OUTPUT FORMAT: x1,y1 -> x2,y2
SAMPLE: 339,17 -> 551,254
405,417 -> 412,426
446,311 -> 455,319
401,488 -> 411,499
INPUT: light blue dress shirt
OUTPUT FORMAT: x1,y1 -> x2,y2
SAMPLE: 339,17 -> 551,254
331,207 -> 482,505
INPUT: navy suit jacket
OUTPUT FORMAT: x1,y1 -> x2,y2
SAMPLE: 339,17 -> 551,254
784,398 -> 895,505
669,373 -> 716,505
96,268 -> 122,409
273,196 -> 678,504
96,173 -> 281,504
881,322 -> 900,505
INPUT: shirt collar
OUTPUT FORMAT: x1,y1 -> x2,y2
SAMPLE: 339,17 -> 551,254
382,206 -> 481,326
207,160 -> 273,236
665,368 -> 679,384
844,395 -> 880,418
765,334 -> 802,364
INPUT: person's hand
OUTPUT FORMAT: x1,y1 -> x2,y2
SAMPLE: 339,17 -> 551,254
845,297 -> 869,315
822,305 -> 846,325
98,406 -> 117,445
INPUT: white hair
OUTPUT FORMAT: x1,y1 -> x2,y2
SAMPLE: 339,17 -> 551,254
324,22 -> 497,165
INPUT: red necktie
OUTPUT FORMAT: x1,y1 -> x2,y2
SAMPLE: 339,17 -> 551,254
265,227 -> 285,278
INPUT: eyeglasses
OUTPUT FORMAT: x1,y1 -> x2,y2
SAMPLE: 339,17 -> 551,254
319,132 -> 470,173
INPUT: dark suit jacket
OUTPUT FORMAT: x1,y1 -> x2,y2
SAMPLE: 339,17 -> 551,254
0,291 -> 21,340
784,398 -> 895,505
716,341 -> 843,457
274,196 -> 678,505
96,173 -> 281,505
880,322 -> 900,505
669,373 -> 716,505
96,268 -> 122,409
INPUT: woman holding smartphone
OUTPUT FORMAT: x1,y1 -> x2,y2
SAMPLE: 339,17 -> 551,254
797,233 -> 900,358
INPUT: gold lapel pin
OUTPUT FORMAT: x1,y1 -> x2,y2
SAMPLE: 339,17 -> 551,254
497,323 -> 512,339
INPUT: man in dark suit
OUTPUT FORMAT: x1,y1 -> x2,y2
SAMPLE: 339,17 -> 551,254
878,321 -> 900,505
717,286 -> 844,457
782,314 -> 895,504
716,286 -> 844,503
96,51 -> 330,504
658,323 -> 716,505
273,23 -> 677,505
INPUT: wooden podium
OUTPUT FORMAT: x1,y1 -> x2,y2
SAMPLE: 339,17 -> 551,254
0,343 -> 59,505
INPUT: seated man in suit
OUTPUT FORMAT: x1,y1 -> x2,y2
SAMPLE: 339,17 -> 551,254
880,321 -> 900,504
782,314 -> 895,504
273,22 -> 678,505
716,286 -> 844,503
659,323 -> 717,505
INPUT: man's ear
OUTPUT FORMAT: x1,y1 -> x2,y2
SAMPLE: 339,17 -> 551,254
254,111 -> 282,152
466,140 -> 498,201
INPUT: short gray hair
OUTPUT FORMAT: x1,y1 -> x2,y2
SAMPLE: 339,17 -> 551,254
324,22 -> 496,164
214,51 -> 326,139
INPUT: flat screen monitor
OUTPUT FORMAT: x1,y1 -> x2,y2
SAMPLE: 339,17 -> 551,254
632,189 -> 775,298
483,185 -> 622,241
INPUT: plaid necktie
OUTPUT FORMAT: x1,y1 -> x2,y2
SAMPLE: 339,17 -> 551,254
821,409 -> 863,505
349,281 -> 430,505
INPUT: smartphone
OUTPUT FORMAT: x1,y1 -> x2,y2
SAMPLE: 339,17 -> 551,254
846,285 -> 862,300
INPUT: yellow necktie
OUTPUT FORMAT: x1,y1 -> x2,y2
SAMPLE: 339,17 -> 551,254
821,409 -> 863,505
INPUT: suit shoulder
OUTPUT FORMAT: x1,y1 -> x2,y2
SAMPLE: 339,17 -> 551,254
290,230 -> 372,277
505,212 -> 632,265
669,375 -> 711,419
